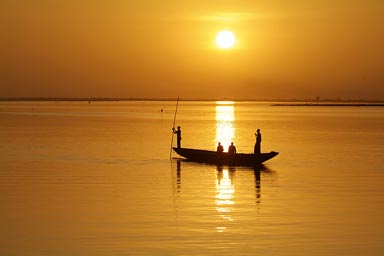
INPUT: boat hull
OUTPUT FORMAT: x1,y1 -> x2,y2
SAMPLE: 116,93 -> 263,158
173,147 -> 278,166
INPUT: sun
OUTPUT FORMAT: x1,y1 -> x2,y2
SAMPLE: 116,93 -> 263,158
216,30 -> 236,49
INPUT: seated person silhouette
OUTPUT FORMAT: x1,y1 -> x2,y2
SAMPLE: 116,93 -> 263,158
228,142 -> 236,154
217,142 -> 224,153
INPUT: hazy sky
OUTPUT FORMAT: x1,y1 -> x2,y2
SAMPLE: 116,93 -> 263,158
1,0 -> 384,99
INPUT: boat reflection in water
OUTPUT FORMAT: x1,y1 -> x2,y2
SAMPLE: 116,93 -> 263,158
215,166 -> 235,233
172,160 -> 273,232
171,101 -> 274,233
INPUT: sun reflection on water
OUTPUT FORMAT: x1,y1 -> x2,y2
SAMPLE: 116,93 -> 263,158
215,167 -> 235,232
215,101 -> 235,151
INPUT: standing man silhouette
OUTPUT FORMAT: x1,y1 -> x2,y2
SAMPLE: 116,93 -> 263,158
173,126 -> 182,148
254,129 -> 262,155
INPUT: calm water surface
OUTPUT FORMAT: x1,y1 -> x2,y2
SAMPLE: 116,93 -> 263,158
1,101 -> 383,255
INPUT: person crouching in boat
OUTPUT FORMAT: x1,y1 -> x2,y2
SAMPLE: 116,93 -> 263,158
173,126 -> 182,148
228,142 -> 237,154
217,142 -> 224,153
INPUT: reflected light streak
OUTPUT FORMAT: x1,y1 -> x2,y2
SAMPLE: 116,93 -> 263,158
215,168 -> 235,232
215,101 -> 235,151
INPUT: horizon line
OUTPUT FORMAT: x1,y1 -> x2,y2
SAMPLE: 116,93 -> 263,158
1,97 -> 384,103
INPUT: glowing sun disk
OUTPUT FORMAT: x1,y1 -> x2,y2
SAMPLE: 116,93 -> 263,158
216,30 -> 236,49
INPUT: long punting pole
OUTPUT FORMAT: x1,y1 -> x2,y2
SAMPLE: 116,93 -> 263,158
170,96 -> 180,158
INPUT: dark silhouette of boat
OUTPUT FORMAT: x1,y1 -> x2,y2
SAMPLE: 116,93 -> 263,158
173,147 -> 278,166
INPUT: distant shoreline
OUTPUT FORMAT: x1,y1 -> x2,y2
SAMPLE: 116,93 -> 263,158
271,103 -> 384,107
1,97 -> 384,103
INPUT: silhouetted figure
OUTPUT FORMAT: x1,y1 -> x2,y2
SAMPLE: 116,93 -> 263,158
254,129 -> 262,155
217,142 -> 224,153
228,142 -> 236,154
173,126 -> 182,148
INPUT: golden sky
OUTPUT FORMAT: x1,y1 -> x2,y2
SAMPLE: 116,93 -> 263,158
1,0 -> 383,99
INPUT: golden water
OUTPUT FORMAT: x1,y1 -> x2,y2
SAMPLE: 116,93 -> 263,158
1,101 -> 383,255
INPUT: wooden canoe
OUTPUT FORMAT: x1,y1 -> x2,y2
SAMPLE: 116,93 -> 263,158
173,147 -> 278,166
